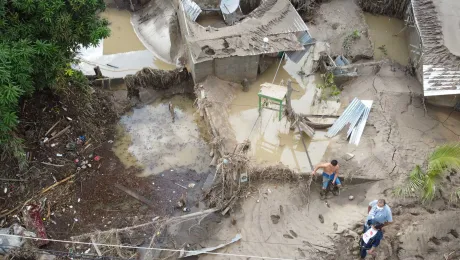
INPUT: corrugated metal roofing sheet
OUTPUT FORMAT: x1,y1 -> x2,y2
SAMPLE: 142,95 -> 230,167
298,31 -> 312,45
182,0 -> 202,22
423,65 -> 460,96
349,100 -> 373,146
285,31 -> 314,63
326,98 -> 366,138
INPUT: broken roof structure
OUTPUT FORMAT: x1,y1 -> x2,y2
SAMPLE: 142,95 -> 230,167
409,0 -> 460,97
177,0 -> 310,83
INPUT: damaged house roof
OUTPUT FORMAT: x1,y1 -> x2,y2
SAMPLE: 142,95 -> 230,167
179,0 -> 309,63
411,0 -> 460,96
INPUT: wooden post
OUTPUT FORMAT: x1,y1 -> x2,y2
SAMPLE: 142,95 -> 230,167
286,80 -> 293,111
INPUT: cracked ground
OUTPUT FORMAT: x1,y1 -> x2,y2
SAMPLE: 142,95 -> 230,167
324,64 -> 460,183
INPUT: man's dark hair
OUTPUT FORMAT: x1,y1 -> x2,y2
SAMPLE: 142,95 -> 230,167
378,199 -> 386,205
375,222 -> 385,229
331,160 -> 338,166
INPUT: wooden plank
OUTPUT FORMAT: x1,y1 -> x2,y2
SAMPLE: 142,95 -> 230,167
259,83 -> 288,101
114,183 -> 155,208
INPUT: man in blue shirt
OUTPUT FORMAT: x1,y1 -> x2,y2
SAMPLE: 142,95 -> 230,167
364,199 -> 393,230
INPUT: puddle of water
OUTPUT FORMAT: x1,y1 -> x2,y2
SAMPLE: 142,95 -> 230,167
196,13 -> 227,28
113,96 -> 210,176
229,58 -> 341,172
364,13 -> 410,66
75,7 -> 176,78
101,8 -> 146,55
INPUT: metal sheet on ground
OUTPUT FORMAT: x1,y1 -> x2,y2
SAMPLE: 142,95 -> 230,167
220,0 -> 240,14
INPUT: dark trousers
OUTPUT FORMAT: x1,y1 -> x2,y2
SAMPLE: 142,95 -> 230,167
360,239 -> 371,259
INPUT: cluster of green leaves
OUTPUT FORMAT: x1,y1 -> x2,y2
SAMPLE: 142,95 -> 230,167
394,143 -> 460,203
0,0 -> 110,166
316,72 -> 340,100
342,29 -> 361,55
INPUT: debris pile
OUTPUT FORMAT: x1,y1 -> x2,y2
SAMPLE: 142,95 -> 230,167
125,68 -> 192,99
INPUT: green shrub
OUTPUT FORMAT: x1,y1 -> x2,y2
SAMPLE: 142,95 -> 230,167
0,0 -> 110,166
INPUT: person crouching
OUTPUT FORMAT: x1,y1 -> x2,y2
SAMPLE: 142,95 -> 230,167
360,221 -> 384,259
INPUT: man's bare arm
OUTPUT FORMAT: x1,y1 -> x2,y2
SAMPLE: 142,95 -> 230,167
312,163 -> 328,175
332,166 -> 339,182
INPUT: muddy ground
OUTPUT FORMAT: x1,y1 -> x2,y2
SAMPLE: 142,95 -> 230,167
0,83 -> 211,256
169,0 -> 460,259
2,0 -> 460,259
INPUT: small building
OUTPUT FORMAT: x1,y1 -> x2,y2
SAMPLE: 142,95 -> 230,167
176,0 -> 311,83
406,0 -> 460,107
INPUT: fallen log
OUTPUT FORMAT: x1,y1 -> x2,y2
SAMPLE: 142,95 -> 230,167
303,119 -> 333,130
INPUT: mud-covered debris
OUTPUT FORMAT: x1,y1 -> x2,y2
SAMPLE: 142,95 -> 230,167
283,234 -> 294,239
343,229 -> 359,239
179,233 -> 241,258
344,153 -> 355,161
333,222 -> 338,231
449,229 -> 459,238
271,215 -> 280,224
23,205 -> 48,246
349,195 -> 354,200
0,224 -> 37,254
289,230 -> 298,238
318,214 -> 324,223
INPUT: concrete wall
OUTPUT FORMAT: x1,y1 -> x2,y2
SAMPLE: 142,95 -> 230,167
214,55 -> 259,82
192,59 -> 215,83
194,0 -> 261,12
193,55 -> 260,83
426,95 -> 460,108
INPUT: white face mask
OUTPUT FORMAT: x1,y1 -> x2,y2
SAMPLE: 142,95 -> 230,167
376,206 -> 384,210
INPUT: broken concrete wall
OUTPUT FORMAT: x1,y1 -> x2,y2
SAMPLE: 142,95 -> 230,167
193,55 -> 259,83
192,59 -> 214,83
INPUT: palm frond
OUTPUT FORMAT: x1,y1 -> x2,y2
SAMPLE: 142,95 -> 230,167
394,165 -> 425,198
422,175 -> 437,202
427,143 -> 460,176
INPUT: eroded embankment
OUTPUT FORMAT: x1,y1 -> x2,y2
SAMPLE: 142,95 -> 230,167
357,0 -> 410,19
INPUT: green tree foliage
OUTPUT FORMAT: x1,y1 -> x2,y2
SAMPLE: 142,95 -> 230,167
0,0 -> 110,165
395,143 -> 460,203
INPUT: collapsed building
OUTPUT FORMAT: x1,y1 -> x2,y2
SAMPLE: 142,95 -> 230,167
175,0 -> 312,83
406,0 -> 460,107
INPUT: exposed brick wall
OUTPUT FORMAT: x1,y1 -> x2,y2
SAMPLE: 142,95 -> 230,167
193,55 -> 260,83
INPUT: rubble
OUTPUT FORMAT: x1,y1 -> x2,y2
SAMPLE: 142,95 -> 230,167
0,224 -> 37,255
